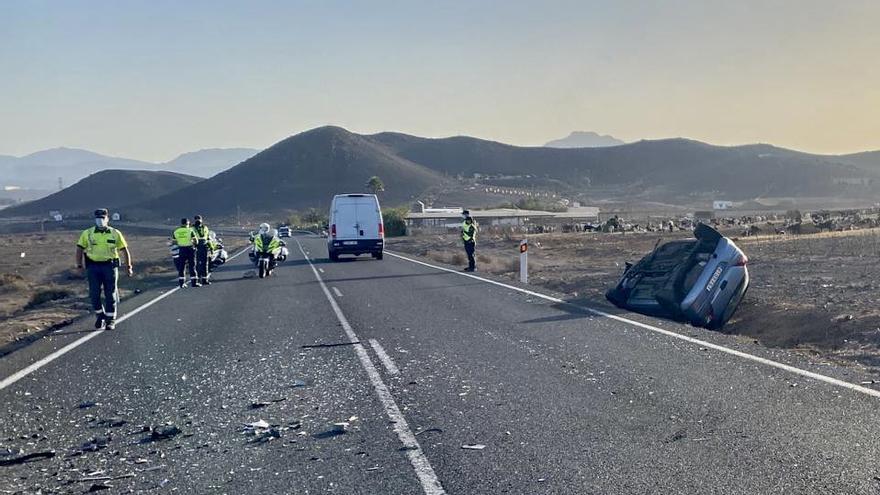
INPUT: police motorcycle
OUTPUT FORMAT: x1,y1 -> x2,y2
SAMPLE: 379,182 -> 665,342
208,231 -> 228,269
250,224 -> 286,278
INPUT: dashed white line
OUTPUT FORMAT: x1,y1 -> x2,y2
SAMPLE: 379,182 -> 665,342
369,339 -> 401,376
318,268 -> 325,273
385,250 -> 880,401
1,245 -> 252,392
295,240 -> 445,495
332,287 -> 343,297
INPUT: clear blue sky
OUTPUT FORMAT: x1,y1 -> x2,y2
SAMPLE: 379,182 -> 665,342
1,0 -> 878,161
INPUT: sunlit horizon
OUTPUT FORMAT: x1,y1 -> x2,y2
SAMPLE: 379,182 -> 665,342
2,0 -> 878,161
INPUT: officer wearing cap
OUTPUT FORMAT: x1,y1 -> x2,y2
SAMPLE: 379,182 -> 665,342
461,209 -> 478,272
192,214 -> 211,285
172,217 -> 197,288
75,209 -> 133,330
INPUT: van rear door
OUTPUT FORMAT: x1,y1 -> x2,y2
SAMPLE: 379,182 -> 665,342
354,196 -> 381,239
334,200 -> 360,241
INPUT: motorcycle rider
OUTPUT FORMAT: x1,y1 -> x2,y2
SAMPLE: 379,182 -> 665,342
253,225 -> 282,275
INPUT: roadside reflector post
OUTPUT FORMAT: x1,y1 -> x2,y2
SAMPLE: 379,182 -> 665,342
519,239 -> 528,284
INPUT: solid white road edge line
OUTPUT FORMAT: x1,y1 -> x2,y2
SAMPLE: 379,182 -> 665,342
369,339 -> 401,376
332,287 -> 343,298
385,250 -> 880,400
0,287 -> 179,391
295,240 -> 446,495
1,245 -> 252,391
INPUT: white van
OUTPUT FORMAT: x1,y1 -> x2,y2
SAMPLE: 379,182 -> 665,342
328,194 -> 384,261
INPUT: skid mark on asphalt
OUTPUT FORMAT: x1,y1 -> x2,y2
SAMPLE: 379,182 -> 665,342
369,339 -> 401,376
385,251 -> 880,401
295,239 -> 446,495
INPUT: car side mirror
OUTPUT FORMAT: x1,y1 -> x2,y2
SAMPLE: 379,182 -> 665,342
280,241 -> 287,246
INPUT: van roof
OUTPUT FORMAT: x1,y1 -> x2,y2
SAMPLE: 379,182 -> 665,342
334,194 -> 375,198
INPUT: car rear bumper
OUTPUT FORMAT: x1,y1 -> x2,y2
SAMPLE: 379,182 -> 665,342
329,239 -> 384,254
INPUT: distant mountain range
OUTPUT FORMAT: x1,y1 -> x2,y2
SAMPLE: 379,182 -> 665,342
4,127 -> 880,220
544,131 -> 625,148
0,147 -> 259,191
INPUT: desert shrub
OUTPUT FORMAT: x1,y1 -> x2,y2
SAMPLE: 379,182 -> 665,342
450,252 -> 466,265
382,207 -> 408,237
26,287 -> 72,309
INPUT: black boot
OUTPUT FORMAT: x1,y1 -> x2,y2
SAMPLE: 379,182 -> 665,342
94,313 -> 105,329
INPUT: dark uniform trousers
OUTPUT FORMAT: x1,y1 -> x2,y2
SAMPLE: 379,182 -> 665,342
464,240 -> 476,270
176,246 -> 196,280
196,242 -> 209,281
86,260 -> 118,317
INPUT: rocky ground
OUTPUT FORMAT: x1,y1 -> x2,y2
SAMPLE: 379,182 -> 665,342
388,227 -> 880,373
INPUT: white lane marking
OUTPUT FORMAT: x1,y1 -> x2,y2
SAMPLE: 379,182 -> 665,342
318,268 -> 325,273
229,246 -> 250,260
296,240 -> 445,495
369,339 -> 401,376
0,287 -> 180,391
386,251 -> 880,400
2,245 -> 254,391
332,287 -> 343,298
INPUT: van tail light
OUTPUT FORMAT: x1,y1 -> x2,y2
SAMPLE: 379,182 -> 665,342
734,253 -> 748,266
378,223 -> 384,238
331,224 -> 337,238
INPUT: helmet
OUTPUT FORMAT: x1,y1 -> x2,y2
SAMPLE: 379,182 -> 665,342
258,223 -> 270,234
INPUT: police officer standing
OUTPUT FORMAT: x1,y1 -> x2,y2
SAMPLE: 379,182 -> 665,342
75,209 -> 133,330
461,210 -> 478,272
192,214 -> 211,285
172,218 -> 197,288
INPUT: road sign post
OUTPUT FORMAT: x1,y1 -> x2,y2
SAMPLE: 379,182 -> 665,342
519,239 -> 528,284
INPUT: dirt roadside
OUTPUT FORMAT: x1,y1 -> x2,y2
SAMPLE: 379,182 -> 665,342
387,228 -> 880,374
0,230 -> 247,357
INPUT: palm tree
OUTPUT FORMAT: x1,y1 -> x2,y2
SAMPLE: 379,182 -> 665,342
366,176 -> 385,195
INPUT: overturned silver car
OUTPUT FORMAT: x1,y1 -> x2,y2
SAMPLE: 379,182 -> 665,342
606,224 -> 749,329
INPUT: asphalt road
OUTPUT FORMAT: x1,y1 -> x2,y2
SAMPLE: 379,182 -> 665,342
3,235 -> 880,494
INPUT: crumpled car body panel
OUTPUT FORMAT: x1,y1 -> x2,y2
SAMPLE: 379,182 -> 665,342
606,224 -> 749,329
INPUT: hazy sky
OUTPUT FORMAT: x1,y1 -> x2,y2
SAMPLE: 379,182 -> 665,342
1,0 -> 878,161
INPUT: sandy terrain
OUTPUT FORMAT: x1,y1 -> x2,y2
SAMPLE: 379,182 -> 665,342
387,227 -> 880,373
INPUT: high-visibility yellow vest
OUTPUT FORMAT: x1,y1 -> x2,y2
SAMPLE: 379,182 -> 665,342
77,227 -> 128,262
461,220 -> 477,242
193,224 -> 209,246
173,226 -> 196,247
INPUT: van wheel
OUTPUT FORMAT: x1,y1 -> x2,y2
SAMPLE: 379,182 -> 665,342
329,251 -> 339,262
372,251 -> 383,260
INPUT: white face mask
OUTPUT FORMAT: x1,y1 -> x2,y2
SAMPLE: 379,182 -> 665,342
95,218 -> 108,228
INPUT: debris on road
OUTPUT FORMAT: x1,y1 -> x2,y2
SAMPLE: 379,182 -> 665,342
150,425 -> 182,441
414,428 -> 443,436
461,444 -> 486,450
301,341 -> 361,349
332,422 -> 349,434
78,401 -> 99,409
80,435 -> 112,452
250,401 -> 271,409
0,450 -> 56,466
292,379 -> 307,387
244,420 -> 270,430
